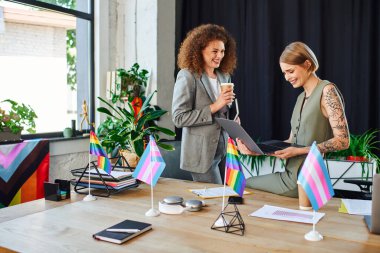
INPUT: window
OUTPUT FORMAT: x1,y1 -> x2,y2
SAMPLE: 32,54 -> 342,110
0,0 -> 94,134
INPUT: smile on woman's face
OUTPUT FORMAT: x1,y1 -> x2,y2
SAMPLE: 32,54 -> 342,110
202,40 -> 225,73
280,62 -> 310,88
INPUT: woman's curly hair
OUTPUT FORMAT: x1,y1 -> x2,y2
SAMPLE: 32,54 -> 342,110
177,24 -> 237,75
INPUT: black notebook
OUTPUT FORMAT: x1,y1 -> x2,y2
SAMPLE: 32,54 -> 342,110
93,219 -> 152,244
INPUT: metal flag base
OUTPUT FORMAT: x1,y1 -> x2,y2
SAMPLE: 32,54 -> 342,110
211,203 -> 245,236
304,230 -> 323,241
145,208 -> 160,217
83,194 -> 97,201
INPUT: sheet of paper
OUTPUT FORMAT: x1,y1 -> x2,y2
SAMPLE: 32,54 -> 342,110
341,199 -> 371,215
189,186 -> 250,199
249,205 -> 325,224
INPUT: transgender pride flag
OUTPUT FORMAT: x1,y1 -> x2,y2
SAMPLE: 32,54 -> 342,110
298,141 -> 335,211
225,138 -> 246,197
132,136 -> 166,186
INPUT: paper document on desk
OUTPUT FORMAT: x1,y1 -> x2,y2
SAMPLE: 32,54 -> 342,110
341,199 -> 371,215
189,186 -> 251,199
249,205 -> 325,224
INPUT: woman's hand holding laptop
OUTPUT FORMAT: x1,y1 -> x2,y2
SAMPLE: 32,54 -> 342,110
270,146 -> 305,159
236,138 -> 261,156
236,138 -> 308,159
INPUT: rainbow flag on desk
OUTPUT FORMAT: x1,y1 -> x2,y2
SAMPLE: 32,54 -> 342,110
297,141 -> 334,211
89,131 -> 112,174
225,138 -> 246,197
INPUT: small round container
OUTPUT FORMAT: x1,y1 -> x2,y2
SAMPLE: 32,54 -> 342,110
185,199 -> 203,212
163,196 -> 184,205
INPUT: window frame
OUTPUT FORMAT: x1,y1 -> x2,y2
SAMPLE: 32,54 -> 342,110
6,0 -> 95,139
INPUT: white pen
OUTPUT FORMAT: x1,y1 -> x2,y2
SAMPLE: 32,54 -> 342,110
106,229 -> 140,233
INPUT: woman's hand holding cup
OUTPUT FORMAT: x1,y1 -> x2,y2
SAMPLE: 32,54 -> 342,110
210,83 -> 235,113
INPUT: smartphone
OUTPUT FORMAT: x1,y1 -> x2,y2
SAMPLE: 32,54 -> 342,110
228,196 -> 243,204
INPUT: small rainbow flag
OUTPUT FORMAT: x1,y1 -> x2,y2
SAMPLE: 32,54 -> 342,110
132,136 -> 166,186
89,131 -> 112,175
97,155 -> 112,174
225,138 -> 246,197
298,141 -> 335,211
89,131 -> 108,158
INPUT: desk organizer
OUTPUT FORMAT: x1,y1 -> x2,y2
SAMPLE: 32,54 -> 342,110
70,161 -> 139,198
44,179 -> 71,201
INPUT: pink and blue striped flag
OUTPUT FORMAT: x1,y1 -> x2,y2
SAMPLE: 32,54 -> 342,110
225,138 -> 246,197
132,136 -> 166,186
97,155 -> 112,175
90,131 -> 108,158
297,141 -> 335,211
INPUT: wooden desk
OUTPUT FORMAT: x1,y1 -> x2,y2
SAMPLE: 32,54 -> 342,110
0,178 -> 379,252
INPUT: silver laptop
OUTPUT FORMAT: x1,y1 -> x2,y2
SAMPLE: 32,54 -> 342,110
364,173 -> 380,234
215,118 -> 297,155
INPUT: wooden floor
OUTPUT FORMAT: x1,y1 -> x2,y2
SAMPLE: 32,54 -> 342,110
0,178 -> 379,253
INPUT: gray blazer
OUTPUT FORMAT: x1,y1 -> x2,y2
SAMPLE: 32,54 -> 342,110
172,69 -> 230,173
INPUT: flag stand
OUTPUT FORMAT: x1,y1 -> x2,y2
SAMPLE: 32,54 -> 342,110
83,154 -> 97,201
211,150 -> 245,235
145,184 -> 160,216
145,137 -> 160,217
304,211 -> 323,241
211,203 -> 245,236
213,161 -> 229,226
298,141 -> 333,242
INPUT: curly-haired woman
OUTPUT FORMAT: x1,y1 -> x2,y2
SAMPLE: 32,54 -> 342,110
172,24 -> 237,184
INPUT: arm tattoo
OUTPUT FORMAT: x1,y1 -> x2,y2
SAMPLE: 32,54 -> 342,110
318,85 -> 349,153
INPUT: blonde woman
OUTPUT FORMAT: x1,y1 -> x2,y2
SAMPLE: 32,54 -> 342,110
237,42 -> 349,197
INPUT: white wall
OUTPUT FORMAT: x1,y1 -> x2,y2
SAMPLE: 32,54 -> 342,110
94,0 -> 176,139
50,0 -> 177,182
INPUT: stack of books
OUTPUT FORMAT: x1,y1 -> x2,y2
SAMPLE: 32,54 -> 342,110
72,168 -> 138,190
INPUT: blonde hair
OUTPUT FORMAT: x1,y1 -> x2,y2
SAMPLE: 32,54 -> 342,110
279,42 -> 319,72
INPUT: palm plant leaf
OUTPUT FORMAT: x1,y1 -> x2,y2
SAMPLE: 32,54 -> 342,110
139,91 -> 156,116
145,126 -> 175,136
157,141 -> 176,151
136,110 -> 167,131
98,96 -> 124,118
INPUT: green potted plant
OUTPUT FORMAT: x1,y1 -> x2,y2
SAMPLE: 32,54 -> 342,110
327,129 -> 380,176
113,63 -> 149,103
0,99 -> 37,141
97,90 -> 175,167
327,130 -> 379,162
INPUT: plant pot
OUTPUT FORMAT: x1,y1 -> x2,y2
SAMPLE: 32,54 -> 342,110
119,149 -> 140,168
346,156 -> 368,162
0,128 -> 21,142
109,156 -> 119,165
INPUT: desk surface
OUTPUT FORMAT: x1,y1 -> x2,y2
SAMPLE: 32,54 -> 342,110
0,178 -> 379,253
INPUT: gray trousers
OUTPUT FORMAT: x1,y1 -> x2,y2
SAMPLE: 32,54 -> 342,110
191,133 -> 226,184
